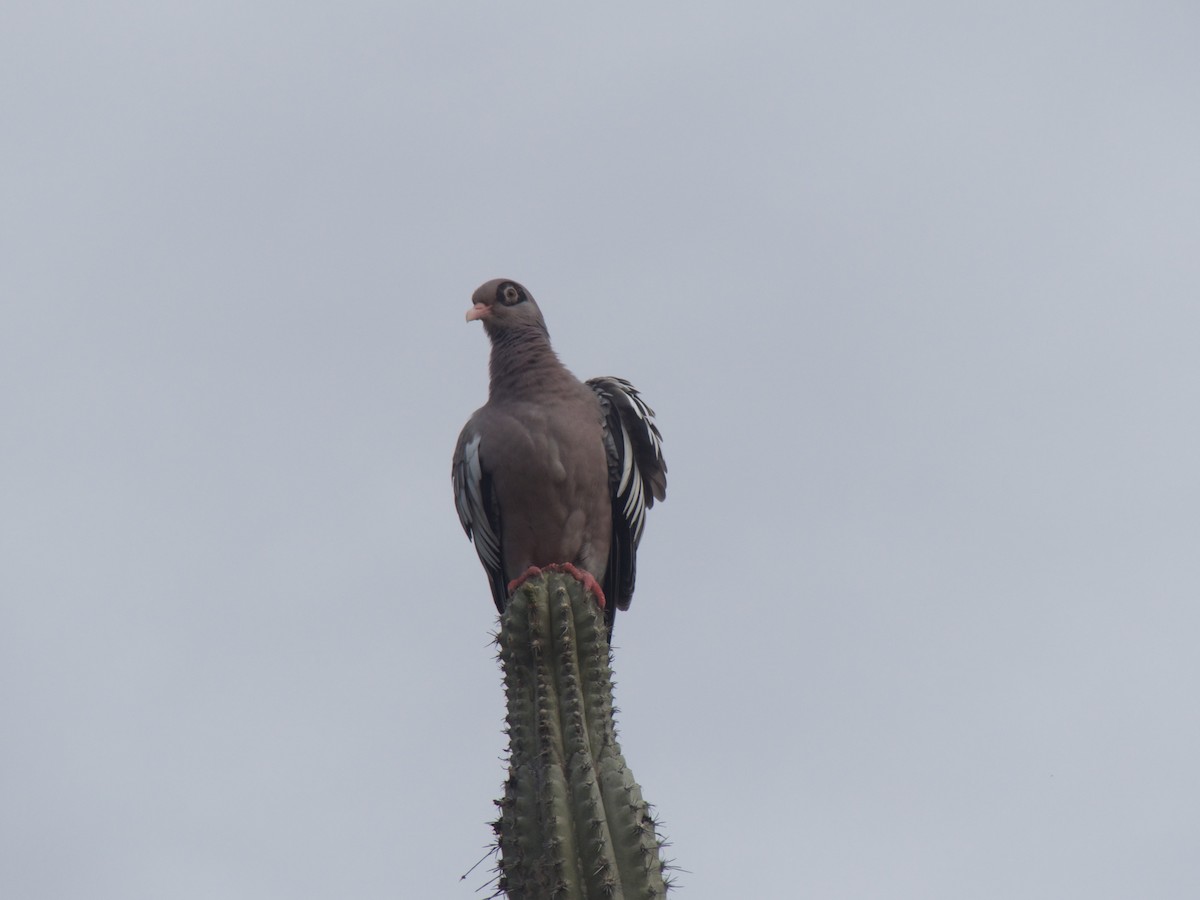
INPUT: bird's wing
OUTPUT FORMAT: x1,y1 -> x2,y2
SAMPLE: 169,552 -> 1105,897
452,422 -> 507,611
587,376 -> 668,612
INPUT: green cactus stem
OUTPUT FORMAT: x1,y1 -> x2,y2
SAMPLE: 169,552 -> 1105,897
494,571 -> 670,900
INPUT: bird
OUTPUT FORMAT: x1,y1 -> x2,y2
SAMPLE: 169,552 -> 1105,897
452,278 -> 666,635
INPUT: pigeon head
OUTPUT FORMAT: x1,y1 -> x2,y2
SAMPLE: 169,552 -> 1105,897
466,278 -> 549,338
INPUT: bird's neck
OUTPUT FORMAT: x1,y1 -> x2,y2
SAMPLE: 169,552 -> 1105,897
488,327 -> 566,399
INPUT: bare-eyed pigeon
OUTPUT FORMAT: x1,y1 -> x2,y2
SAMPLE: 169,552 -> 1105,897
452,278 -> 667,634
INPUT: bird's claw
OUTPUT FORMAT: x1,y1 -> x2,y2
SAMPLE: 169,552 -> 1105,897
506,566 -> 543,594
506,563 -> 607,609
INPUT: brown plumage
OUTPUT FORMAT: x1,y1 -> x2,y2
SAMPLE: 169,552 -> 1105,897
452,278 -> 666,634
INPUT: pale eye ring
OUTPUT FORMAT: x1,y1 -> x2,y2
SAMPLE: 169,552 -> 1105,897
500,284 -> 523,306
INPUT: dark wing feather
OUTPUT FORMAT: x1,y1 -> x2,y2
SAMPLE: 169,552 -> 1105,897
587,377 -> 667,621
452,426 -> 507,611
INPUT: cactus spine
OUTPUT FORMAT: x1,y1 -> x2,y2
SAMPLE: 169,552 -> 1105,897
494,571 -> 669,899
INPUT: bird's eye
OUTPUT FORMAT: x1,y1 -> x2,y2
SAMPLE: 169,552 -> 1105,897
499,283 -> 524,306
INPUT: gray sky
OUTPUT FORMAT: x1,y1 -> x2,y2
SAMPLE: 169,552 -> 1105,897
3,3 -> 1199,898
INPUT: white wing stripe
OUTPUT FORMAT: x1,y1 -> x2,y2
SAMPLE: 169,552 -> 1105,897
587,376 -> 663,562
617,424 -> 635,497
463,433 -> 501,570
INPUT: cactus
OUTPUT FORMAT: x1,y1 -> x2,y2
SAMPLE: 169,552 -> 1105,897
493,571 -> 670,899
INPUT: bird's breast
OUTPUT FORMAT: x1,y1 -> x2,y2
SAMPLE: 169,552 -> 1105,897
489,402 -> 610,572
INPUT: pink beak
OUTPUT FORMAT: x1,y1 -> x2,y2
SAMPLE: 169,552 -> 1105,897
465,303 -> 490,322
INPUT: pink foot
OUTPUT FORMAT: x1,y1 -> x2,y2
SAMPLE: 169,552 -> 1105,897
506,563 -> 607,610
506,565 -> 543,594
545,562 -> 607,610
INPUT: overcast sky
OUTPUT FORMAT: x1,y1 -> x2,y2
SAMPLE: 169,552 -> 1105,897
3,3 -> 1199,898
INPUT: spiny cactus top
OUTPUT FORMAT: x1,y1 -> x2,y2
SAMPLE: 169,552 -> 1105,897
495,573 -> 672,898
452,278 -> 667,634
